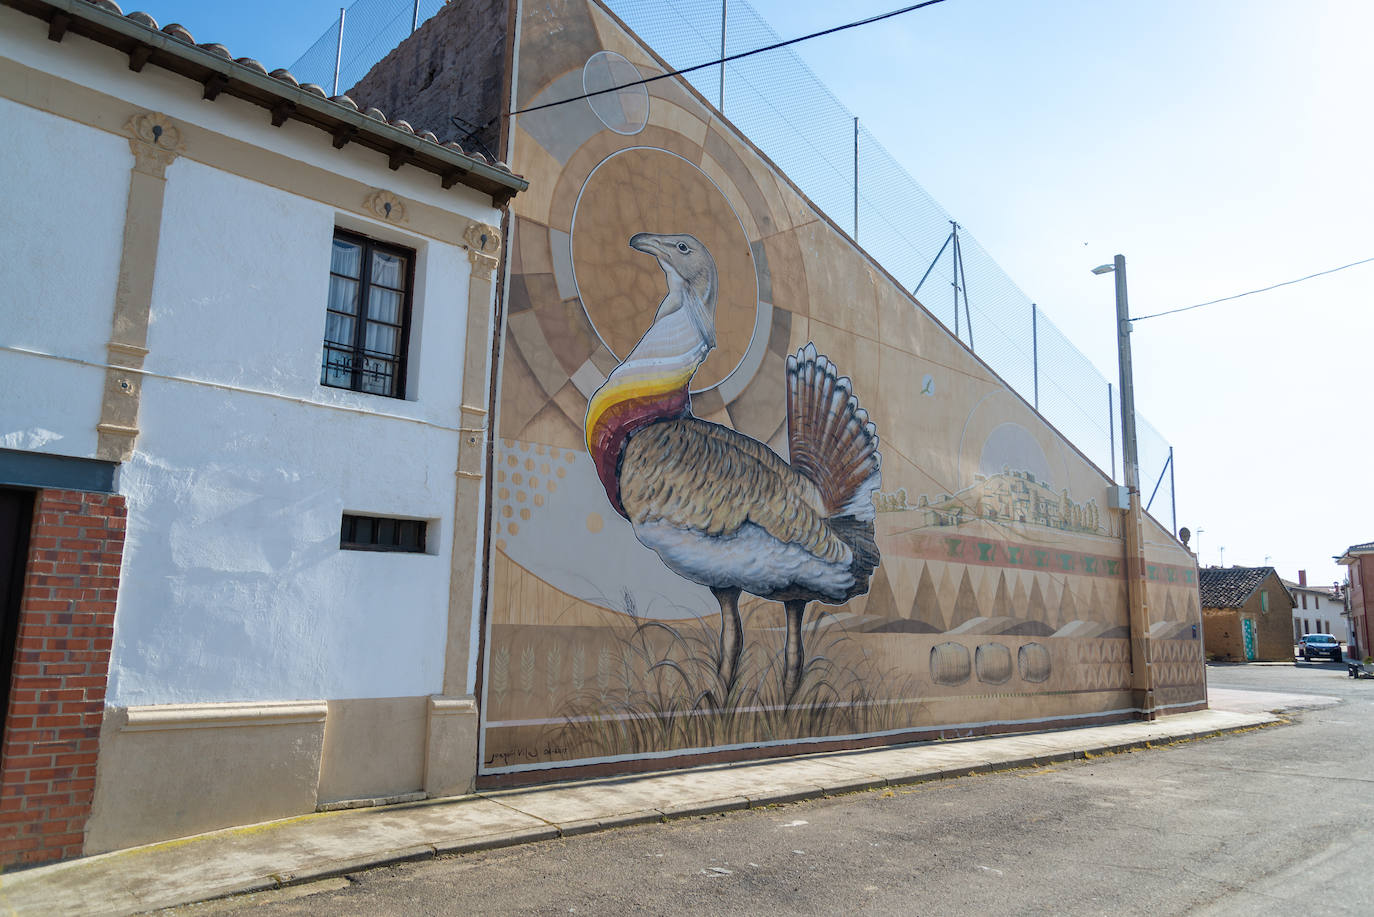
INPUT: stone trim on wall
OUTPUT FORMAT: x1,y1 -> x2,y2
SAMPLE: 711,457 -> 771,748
121,700 -> 327,732
441,222 -> 502,701
0,489 -> 124,868
95,110 -> 181,463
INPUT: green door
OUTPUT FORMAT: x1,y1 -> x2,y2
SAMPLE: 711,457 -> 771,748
1242,618 -> 1257,661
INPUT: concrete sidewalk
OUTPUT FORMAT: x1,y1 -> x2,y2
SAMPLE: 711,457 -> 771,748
0,696 -> 1319,917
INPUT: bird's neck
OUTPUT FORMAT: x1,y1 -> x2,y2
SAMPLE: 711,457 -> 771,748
585,309 -> 710,516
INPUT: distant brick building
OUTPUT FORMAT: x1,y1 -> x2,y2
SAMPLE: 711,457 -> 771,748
1199,567 -> 1294,662
1337,542 -> 1374,661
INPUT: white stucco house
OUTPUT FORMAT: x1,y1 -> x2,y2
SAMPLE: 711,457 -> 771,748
1285,571 -> 1348,646
0,0 -> 524,866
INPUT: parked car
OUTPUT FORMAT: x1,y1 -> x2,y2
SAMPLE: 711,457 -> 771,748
1299,633 -> 1342,662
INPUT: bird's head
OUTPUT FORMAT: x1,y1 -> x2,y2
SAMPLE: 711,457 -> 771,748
629,232 -> 717,350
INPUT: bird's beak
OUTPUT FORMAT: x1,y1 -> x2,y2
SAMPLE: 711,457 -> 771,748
629,233 -> 660,256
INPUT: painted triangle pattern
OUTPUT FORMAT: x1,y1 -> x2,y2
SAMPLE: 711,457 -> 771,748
912,564 -> 944,630
1153,638 -> 1204,688
949,569 -> 981,629
1067,639 -> 1132,691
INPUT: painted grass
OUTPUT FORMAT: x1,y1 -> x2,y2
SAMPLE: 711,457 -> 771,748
555,592 -> 921,758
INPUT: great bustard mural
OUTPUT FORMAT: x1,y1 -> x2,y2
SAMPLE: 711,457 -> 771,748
584,232 -> 883,702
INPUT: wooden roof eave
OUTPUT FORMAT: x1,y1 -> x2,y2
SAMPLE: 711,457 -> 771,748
9,0 -> 528,204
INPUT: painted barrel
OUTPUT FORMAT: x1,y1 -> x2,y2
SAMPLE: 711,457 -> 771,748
975,643 -> 1013,685
930,642 -> 972,686
1018,642 -> 1052,683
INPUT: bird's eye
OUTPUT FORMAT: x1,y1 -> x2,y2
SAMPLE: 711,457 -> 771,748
676,242 -> 690,253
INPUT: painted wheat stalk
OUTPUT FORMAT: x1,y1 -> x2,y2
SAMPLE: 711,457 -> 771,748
546,643 -> 563,702
596,645 -> 611,701
490,646 -> 510,701
520,645 -> 536,696
571,643 -> 585,693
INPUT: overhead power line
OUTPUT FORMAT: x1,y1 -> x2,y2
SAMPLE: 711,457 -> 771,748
1133,256 -> 1374,322
507,0 -> 952,118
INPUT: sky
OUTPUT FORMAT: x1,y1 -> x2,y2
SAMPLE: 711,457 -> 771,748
130,0 -> 1374,588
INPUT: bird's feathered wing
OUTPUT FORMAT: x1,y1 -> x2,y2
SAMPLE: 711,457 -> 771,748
621,419 -> 844,562
616,343 -> 882,605
785,343 -> 882,522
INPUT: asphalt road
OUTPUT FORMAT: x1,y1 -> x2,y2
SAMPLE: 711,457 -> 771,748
170,661 -> 1374,916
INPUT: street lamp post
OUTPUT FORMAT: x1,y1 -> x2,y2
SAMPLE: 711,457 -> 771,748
1093,256 -> 1139,494
1093,255 -> 1155,719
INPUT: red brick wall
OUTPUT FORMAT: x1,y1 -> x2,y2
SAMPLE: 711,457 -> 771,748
1352,556 -> 1372,660
0,489 -> 124,868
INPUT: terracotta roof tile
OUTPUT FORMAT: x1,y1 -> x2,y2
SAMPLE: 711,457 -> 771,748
64,0 -> 519,177
1198,566 -> 1284,609
9,1 -> 525,195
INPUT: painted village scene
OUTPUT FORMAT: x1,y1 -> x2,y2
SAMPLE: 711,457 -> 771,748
479,0 -> 1204,776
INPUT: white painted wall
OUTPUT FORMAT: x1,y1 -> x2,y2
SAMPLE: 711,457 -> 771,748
1290,583 -> 1345,642
0,97 -> 128,459
108,157 -> 479,706
0,11 -> 503,706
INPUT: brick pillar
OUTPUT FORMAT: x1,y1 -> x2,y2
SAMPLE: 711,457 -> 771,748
0,489 -> 124,868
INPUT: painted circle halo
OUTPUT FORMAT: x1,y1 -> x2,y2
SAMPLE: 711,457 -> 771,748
583,51 -> 648,135
570,147 -> 760,393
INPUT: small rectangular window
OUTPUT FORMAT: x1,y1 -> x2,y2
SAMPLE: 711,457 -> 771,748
341,513 -> 427,553
322,230 -> 415,399
1261,590 -> 1270,613
1301,594 -> 1307,610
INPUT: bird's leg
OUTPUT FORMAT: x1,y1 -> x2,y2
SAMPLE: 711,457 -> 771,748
711,587 -> 743,703
783,600 -> 808,703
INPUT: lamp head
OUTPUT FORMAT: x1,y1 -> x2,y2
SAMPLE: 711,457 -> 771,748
1091,264 -> 1115,275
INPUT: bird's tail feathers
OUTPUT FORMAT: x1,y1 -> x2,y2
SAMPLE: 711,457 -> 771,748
785,343 -> 882,522
828,515 -> 881,599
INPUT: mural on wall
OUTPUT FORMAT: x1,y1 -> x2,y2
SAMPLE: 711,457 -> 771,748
585,230 -> 882,703
480,0 -> 1206,777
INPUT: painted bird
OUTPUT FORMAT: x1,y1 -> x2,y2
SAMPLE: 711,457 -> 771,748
584,231 -> 882,702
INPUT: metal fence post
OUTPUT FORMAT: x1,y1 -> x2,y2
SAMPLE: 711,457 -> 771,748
1169,445 -> 1177,537
332,7 -> 345,97
719,0 -> 728,111
853,117 -> 859,241
1108,382 -> 1115,482
412,0 -> 421,32
1031,303 -> 1039,411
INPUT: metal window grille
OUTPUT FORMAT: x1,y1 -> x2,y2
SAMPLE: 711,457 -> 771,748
340,513 -> 428,552
322,229 -> 415,399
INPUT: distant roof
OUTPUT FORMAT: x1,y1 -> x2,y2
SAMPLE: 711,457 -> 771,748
9,0 -> 527,202
1199,566 -> 1288,609
1337,542 -> 1374,563
1281,578 -> 1334,593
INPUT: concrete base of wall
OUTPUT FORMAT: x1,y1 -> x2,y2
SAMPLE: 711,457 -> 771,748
84,694 -> 477,856
318,697 -> 427,804
84,701 -> 329,854
423,695 -> 480,798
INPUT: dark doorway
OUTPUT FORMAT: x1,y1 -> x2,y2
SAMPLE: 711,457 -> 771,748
0,488 -> 35,749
